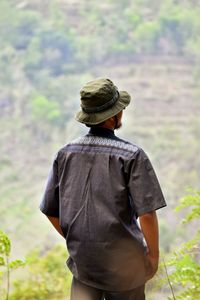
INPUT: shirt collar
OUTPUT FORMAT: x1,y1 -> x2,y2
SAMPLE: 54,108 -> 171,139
87,127 -> 115,139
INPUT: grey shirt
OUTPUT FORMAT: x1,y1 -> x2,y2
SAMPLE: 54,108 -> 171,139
40,127 -> 166,291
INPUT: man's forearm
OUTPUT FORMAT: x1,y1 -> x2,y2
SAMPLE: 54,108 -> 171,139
46,216 -> 65,238
139,211 -> 159,258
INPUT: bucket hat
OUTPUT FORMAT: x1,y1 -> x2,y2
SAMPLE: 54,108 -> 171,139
75,78 -> 131,125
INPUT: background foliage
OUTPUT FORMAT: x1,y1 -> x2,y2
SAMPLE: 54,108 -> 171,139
0,0 -> 200,299
159,190 -> 200,300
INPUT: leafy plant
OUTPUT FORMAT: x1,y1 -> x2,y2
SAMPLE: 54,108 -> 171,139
10,244 -> 72,300
0,230 -> 25,300
0,231 -> 71,300
163,190 -> 200,300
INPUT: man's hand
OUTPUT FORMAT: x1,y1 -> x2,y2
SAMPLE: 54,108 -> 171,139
145,253 -> 159,281
139,211 -> 159,281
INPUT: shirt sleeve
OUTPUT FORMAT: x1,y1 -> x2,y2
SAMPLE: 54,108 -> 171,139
127,148 -> 166,217
39,153 -> 60,217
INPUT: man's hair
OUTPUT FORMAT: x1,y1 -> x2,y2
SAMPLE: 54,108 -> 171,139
85,121 -> 106,128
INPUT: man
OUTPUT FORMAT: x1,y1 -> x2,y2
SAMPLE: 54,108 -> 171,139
40,78 -> 166,300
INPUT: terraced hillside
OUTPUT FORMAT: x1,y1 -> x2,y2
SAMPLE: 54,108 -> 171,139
1,55 -> 199,258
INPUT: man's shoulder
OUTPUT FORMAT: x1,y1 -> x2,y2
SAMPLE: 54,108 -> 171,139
112,135 -> 143,155
57,134 -> 142,158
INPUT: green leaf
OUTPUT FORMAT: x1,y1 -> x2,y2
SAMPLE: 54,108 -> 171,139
9,259 -> 26,270
0,230 -> 11,256
0,256 -> 5,266
161,190 -> 200,299
175,190 -> 200,223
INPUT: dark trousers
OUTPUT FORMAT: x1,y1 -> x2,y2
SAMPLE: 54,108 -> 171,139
70,277 -> 145,300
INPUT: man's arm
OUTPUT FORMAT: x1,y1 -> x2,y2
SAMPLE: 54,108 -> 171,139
139,210 -> 159,279
46,216 -> 65,238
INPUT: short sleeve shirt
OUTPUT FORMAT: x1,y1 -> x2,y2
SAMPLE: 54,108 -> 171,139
40,127 -> 166,291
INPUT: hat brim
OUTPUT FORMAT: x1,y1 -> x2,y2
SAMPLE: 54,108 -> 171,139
75,91 -> 131,125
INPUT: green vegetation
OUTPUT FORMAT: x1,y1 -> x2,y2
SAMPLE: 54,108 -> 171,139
0,230 -> 25,300
1,0 -> 200,74
161,190 -> 200,299
0,230 -> 71,300
31,95 -> 61,125
0,0 -> 200,299
10,245 -> 71,300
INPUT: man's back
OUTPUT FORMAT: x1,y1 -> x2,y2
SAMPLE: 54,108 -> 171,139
40,78 -> 167,299
40,126 -> 166,291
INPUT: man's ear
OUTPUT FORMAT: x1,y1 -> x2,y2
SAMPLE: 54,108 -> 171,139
110,116 -> 115,122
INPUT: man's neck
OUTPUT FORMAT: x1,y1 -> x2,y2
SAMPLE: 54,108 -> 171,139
88,126 -> 116,139
100,124 -> 115,131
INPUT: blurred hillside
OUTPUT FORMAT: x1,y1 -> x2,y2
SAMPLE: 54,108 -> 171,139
0,0 -> 200,259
